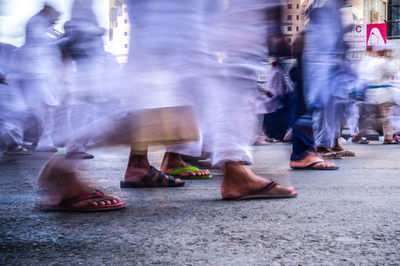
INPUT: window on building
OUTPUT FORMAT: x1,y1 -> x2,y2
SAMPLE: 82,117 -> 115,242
109,29 -> 113,41
296,26 -> 299,31
297,15 -> 300,20
387,0 -> 400,38
288,4 -> 292,9
124,32 -> 128,36
287,26 -> 292,31
124,19 -> 128,24
297,4 -> 299,9
287,15 -> 292,20
124,7 -> 127,12
124,44 -> 128,48
287,38 -> 292,43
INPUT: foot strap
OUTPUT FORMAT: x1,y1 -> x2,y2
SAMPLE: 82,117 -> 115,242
262,181 -> 278,193
170,166 -> 200,176
306,161 -> 324,168
144,166 -> 177,185
59,190 -> 109,208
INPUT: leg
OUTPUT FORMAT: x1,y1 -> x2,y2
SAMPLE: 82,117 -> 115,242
353,103 -> 374,141
208,77 -> 296,199
1,113 -> 24,147
254,114 -> 270,145
290,111 -> 336,169
331,102 -> 355,156
313,105 -> 343,159
378,103 -> 396,144
313,106 -> 336,150
121,144 -> 184,187
65,104 -> 94,159
35,105 -> 57,152
1,110 -> 32,155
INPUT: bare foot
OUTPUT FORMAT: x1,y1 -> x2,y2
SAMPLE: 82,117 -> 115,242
331,146 -> 355,156
221,162 -> 296,200
37,155 -> 122,209
160,152 -> 209,177
332,144 -> 345,152
332,139 -> 355,156
289,152 -> 335,169
316,146 -> 332,154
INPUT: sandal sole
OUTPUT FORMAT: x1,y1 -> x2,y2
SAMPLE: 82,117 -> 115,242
120,180 -> 185,188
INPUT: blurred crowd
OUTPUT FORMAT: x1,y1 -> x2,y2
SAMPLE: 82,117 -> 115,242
0,0 -> 399,211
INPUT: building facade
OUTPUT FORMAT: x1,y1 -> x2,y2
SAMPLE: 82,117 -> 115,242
282,0 -> 305,44
107,0 -> 129,64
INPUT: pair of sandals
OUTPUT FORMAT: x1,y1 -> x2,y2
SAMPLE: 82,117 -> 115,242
41,164 -> 299,212
121,166 -> 297,200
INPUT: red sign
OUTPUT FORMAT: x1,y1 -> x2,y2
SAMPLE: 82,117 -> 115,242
366,23 -> 387,46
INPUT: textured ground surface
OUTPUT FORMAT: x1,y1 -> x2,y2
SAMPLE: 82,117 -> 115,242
1,142 -> 400,265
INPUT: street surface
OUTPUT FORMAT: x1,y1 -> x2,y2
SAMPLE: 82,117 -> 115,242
0,142 -> 399,265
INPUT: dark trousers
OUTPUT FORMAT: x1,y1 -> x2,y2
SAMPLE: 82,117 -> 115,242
263,106 -> 291,141
290,109 -> 315,161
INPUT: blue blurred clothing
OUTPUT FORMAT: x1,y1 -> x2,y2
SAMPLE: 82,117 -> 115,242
302,0 -> 355,148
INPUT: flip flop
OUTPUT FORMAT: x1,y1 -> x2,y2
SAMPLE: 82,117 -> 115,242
224,181 -> 298,200
38,190 -> 126,212
334,150 -> 355,157
383,140 -> 400,145
291,161 -> 338,170
120,166 -> 185,188
170,166 -> 213,179
356,139 -> 369,144
321,152 -> 342,159
3,145 -> 33,155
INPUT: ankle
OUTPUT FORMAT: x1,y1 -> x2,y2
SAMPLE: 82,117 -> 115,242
127,155 -> 150,169
161,152 -> 185,168
316,146 -> 329,153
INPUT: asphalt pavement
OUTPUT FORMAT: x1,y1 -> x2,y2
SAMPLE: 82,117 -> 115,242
0,142 -> 399,265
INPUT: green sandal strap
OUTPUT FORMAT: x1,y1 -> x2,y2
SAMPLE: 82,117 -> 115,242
170,166 -> 200,176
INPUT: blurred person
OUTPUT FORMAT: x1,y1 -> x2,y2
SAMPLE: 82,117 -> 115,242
0,43 -> 32,155
36,0 -> 204,211
13,4 -> 63,152
350,47 -> 374,144
60,0 -> 113,159
254,67 -> 272,146
261,60 -> 294,142
120,0 -> 212,180
302,1 -> 355,160
288,34 -> 337,170
199,0 -> 297,199
353,45 -> 399,144
36,0 -> 297,212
